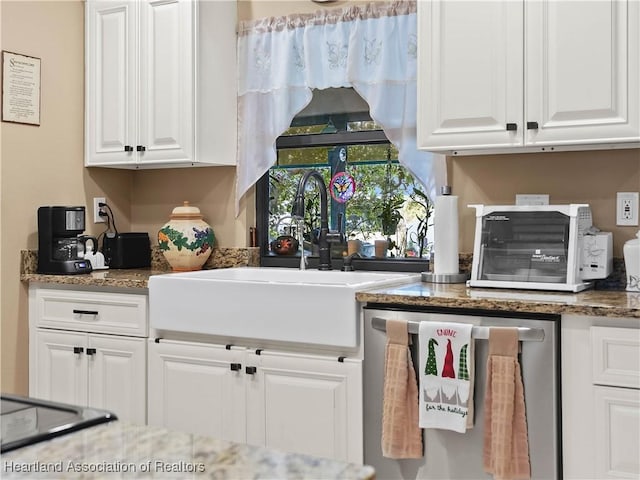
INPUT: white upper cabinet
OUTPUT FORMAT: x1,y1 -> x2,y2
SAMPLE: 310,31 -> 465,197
85,0 -> 237,168
417,0 -> 640,154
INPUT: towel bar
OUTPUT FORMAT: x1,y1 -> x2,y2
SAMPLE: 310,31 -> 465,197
371,317 -> 545,342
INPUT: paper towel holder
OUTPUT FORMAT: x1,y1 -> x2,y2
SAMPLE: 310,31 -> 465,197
421,185 -> 470,284
421,271 -> 470,283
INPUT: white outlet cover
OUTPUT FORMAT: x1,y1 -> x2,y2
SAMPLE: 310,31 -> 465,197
616,192 -> 639,226
93,197 -> 106,223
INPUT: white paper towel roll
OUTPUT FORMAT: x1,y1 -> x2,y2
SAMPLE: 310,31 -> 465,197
433,193 -> 459,275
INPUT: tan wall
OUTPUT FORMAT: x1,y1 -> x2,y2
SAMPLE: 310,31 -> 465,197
451,148 -> 640,256
0,0 -> 132,395
1,0 -> 639,397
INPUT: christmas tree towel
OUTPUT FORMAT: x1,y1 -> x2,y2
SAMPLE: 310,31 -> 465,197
419,321 -> 474,433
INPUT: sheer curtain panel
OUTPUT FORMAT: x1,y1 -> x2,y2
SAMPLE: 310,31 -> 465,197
236,0 -> 446,214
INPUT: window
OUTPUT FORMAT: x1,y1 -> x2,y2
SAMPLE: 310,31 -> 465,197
256,89 -> 433,272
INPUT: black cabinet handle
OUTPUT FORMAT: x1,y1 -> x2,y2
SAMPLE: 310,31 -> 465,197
230,363 -> 242,371
86,348 -> 97,356
73,309 -> 98,316
124,145 -> 133,152
527,121 -> 539,130
245,366 -> 257,375
506,123 -> 517,131
73,347 -> 84,354
136,145 -> 146,152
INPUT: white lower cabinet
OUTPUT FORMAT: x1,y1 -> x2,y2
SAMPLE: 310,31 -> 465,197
594,386 -> 640,478
147,339 -> 363,463
147,340 -> 246,441
562,317 -> 640,479
29,285 -> 148,425
33,330 -> 147,424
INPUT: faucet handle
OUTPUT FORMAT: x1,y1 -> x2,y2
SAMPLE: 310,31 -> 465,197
341,251 -> 361,272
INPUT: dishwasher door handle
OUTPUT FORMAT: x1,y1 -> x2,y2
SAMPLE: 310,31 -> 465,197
370,317 -> 545,342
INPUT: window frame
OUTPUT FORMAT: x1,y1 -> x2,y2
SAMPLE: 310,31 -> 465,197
255,126 -> 429,273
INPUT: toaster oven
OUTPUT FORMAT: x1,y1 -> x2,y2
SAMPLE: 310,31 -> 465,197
468,204 -> 594,292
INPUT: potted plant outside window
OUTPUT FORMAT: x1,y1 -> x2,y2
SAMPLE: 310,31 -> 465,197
377,195 -> 404,237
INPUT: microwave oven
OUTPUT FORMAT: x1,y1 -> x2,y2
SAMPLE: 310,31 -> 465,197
468,204 -> 594,292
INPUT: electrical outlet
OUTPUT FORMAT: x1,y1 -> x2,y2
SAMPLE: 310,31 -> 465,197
93,197 -> 106,223
616,192 -> 639,226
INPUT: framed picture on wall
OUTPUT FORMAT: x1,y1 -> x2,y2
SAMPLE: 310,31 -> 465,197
1,50 -> 41,126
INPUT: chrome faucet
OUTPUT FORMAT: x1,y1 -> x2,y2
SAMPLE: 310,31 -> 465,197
291,170 -> 344,270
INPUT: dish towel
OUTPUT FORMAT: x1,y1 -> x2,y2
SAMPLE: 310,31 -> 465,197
483,328 -> 531,480
381,319 -> 423,459
418,321 -> 474,433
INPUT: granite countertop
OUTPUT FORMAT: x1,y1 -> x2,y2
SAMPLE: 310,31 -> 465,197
356,282 -> 640,319
1,421 -> 374,479
21,268 -> 165,290
21,249 -> 640,318
20,248 -> 260,290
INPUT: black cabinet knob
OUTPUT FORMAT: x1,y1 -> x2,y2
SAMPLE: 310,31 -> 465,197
230,363 -> 242,371
86,348 -> 97,356
136,145 -> 146,152
245,366 -> 257,375
527,121 -> 539,130
73,347 -> 84,354
124,145 -> 133,152
506,123 -> 517,131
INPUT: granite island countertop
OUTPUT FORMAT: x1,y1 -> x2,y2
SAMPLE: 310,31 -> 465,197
356,282 -> 640,319
1,421 -> 375,480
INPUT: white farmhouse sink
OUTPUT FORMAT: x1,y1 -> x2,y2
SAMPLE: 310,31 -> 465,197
149,267 -> 419,347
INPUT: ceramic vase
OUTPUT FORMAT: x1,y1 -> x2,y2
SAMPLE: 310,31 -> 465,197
158,202 -> 215,271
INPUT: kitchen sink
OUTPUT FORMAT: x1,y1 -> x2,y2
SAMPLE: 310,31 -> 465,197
149,267 -> 419,347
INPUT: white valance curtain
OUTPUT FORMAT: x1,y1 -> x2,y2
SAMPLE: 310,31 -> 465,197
236,0 -> 446,214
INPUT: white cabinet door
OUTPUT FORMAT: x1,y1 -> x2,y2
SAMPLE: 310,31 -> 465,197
85,0 -> 237,168
594,386 -> 640,478
138,0 -> 194,164
33,329 -> 87,406
87,334 -> 147,424
147,339 -> 246,442
417,0 -> 524,151
418,0 -> 639,153
526,0 -> 640,146
246,351 -> 363,463
85,0 -> 137,166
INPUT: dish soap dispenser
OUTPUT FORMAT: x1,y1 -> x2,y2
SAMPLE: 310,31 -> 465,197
624,230 -> 640,291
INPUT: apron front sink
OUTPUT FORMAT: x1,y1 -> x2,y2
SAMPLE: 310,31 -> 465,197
149,267 -> 419,347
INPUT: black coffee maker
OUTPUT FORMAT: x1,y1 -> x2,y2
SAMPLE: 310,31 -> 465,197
37,206 -> 97,274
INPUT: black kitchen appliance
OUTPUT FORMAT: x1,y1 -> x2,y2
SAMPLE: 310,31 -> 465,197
102,232 -> 151,269
37,206 -> 96,274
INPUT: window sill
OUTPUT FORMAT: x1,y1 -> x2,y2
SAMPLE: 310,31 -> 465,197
261,254 -> 429,273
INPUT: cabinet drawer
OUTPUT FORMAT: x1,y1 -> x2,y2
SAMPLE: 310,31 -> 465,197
34,288 -> 147,337
592,326 -> 640,389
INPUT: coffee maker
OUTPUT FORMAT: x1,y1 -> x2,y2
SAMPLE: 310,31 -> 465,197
37,206 -> 96,274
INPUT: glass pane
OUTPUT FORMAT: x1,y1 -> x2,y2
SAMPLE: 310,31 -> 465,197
268,145 -> 433,260
478,211 -> 570,282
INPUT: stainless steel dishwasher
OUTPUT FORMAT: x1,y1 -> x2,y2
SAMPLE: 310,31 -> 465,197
363,305 -> 561,480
